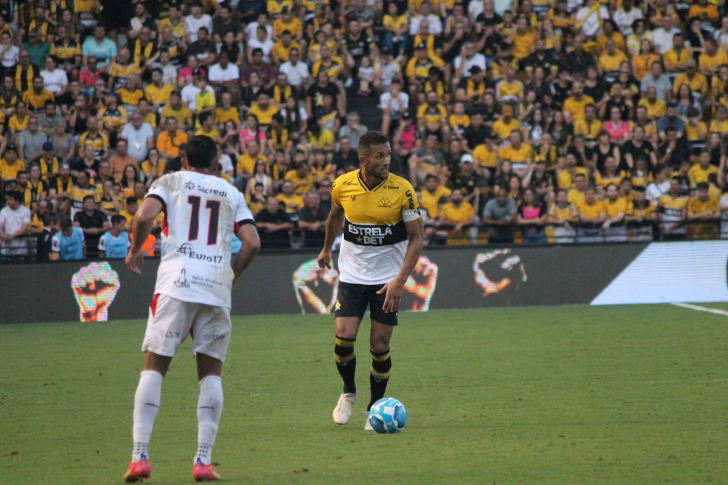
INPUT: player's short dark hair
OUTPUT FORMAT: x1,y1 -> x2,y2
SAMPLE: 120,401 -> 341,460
185,135 -> 218,169
60,215 -> 73,231
111,214 -> 125,225
358,131 -> 389,157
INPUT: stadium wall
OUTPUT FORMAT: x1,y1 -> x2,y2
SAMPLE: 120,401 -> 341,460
2,241 -> 726,324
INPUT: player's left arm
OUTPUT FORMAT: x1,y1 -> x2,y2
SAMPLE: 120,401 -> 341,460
126,197 -> 163,275
233,223 -> 261,285
378,217 -> 424,313
232,191 -> 261,285
378,186 -> 424,313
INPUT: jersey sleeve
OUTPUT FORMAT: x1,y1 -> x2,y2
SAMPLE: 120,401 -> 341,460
401,181 -> 422,222
51,234 -> 60,253
331,176 -> 342,207
146,174 -> 169,206
98,234 -> 107,251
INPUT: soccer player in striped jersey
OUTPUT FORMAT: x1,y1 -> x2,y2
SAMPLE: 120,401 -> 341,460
317,131 -> 424,430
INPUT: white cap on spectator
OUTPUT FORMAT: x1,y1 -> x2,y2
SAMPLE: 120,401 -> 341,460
461,154 -> 474,163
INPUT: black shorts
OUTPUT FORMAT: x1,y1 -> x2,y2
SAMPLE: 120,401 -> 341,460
335,281 -> 398,326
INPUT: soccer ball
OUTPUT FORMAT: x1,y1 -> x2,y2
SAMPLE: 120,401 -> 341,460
367,398 -> 407,434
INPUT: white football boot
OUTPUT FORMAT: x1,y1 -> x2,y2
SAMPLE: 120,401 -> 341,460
333,391 -> 357,425
364,416 -> 373,431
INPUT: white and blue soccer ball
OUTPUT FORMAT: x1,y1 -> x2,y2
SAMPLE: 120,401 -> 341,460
368,397 -> 407,434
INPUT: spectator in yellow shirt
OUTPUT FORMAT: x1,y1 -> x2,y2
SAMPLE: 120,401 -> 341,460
272,30 -> 302,64
563,81 -> 595,122
577,186 -> 606,243
699,39 -> 728,78
160,91 -> 193,130
597,40 -> 628,83
688,151 -> 720,188
673,59 -> 708,98
437,188 -> 476,245
156,118 -> 188,159
687,182 -> 720,239
491,105 -> 521,142
276,180 -> 305,215
508,17 -> 535,60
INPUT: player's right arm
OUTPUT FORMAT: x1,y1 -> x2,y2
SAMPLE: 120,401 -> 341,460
317,203 -> 345,270
126,197 -> 163,275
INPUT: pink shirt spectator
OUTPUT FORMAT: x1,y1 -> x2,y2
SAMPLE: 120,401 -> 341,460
239,128 -> 267,149
604,120 -> 631,143
178,66 -> 207,86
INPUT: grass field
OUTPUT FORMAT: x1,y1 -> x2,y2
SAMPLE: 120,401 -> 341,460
1,304 -> 727,484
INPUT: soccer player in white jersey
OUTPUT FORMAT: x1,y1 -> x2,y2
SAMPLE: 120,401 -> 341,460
123,135 -> 260,482
317,131 -> 424,430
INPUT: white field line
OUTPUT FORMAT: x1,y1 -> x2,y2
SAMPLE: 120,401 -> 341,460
671,302 -> 728,317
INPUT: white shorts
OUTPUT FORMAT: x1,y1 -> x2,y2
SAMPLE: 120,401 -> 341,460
142,293 -> 232,362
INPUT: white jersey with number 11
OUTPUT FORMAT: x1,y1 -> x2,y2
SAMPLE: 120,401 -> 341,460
146,170 -> 254,309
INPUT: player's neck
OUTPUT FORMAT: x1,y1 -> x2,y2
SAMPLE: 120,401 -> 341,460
360,168 -> 385,190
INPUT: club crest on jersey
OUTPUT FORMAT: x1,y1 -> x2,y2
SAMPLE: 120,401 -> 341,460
177,243 -> 223,264
377,196 -> 393,208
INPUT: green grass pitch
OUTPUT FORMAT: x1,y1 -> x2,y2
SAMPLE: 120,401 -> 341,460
1,304 -> 727,484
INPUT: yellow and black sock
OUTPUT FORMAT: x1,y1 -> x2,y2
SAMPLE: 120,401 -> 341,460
368,348 -> 391,410
334,336 -> 357,394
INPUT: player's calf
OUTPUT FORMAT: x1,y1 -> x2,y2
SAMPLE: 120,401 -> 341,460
333,336 -> 358,425
369,348 -> 392,411
334,336 -> 357,394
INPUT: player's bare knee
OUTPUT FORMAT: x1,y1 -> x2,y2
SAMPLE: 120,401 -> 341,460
196,353 -> 223,380
143,351 -> 173,377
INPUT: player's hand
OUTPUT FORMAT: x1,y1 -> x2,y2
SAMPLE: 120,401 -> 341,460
317,249 -> 332,269
377,280 -> 404,313
126,249 -> 144,275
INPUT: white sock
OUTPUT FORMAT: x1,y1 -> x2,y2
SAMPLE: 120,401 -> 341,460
132,370 -> 163,461
195,376 -> 223,465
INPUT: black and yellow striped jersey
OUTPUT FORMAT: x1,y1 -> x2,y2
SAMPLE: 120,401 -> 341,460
78,131 -> 110,159
332,170 -> 421,285
50,40 -> 81,64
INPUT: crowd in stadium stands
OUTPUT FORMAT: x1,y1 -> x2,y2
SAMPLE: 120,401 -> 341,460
2,0 -> 728,260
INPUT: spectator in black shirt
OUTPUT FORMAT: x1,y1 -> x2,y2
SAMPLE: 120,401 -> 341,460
187,26 -> 217,68
450,154 -> 488,211
318,179 -> 333,211
73,195 -> 110,257
36,213 -> 58,260
255,196 -> 292,249
298,190 -> 327,248
658,129 -> 691,168
463,112 -> 491,152
564,35 -> 595,81
333,136 -> 359,172
307,71 -> 342,119
522,39 -> 559,82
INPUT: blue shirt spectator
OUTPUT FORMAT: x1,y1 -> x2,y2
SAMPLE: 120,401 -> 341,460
51,222 -> 85,261
82,26 -> 118,70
